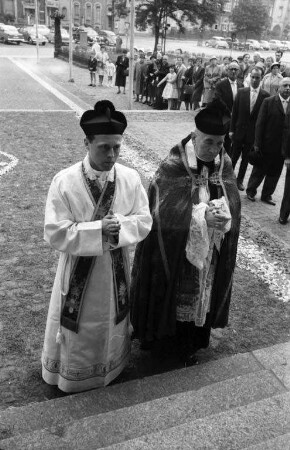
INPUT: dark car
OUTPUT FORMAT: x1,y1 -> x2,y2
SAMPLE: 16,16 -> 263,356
0,24 -> 24,44
73,26 -> 99,45
97,30 -> 116,46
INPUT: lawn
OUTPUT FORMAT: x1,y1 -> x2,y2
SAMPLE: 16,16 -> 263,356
0,111 -> 289,410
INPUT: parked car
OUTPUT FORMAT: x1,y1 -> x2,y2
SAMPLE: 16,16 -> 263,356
225,37 -> 241,49
245,39 -> 261,50
259,40 -> 270,50
280,41 -> 290,51
30,24 -> 50,37
47,28 -> 70,45
269,39 -> 282,50
97,29 -> 116,46
0,24 -> 24,45
205,36 -> 229,49
73,26 -> 99,45
18,27 -> 47,45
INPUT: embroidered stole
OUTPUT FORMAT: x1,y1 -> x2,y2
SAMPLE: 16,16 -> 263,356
61,165 -> 129,333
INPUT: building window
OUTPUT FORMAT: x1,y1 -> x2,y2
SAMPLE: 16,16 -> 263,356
74,2 -> 80,19
85,2 -> 92,25
62,7 -> 67,18
224,1 -> 231,12
95,3 -> 101,25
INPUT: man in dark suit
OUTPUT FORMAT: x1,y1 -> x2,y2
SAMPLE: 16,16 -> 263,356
215,61 -> 243,156
246,77 -> 290,205
279,83 -> 290,224
230,68 -> 270,191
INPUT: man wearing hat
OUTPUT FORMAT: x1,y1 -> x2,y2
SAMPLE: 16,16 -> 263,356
203,56 -> 222,105
246,78 -> 290,205
42,100 -> 152,393
214,61 -> 243,155
131,99 -> 241,366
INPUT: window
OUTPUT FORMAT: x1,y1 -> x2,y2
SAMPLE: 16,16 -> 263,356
85,2 -> 92,25
224,1 -> 231,12
95,3 -> 101,25
62,7 -> 67,18
74,2 -> 80,19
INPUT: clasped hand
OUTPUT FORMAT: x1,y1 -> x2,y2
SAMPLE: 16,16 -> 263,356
205,206 -> 231,231
102,210 -> 121,237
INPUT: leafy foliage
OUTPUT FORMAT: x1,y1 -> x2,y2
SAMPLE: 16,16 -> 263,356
231,0 -> 270,39
133,0 -> 225,51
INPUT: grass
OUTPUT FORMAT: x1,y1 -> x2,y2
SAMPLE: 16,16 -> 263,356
0,111 -> 289,409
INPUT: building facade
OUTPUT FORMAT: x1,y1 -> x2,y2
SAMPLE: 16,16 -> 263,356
0,0 -> 113,29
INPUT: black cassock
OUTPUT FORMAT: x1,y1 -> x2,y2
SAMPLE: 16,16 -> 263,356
131,134 -> 241,350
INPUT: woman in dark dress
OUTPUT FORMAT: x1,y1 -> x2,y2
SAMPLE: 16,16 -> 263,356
115,49 -> 129,94
192,57 -> 205,110
181,58 -> 195,110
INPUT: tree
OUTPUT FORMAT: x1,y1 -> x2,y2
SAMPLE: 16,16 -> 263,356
124,0 -> 225,52
231,0 -> 270,41
50,10 -> 65,57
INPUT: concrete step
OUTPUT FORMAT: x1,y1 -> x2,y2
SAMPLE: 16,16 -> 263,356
0,352 -> 261,440
101,392 -> 290,450
245,432 -> 290,449
0,369 -> 287,449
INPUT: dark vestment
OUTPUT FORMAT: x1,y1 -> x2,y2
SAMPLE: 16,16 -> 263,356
131,136 -> 241,349
247,95 -> 290,199
230,87 -> 270,183
115,55 -> 129,88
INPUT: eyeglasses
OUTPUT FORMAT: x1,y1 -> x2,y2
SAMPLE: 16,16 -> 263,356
228,68 -> 238,71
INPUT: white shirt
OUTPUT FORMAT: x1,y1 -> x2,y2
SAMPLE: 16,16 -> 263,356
279,94 -> 290,114
229,79 -> 237,99
250,86 -> 260,112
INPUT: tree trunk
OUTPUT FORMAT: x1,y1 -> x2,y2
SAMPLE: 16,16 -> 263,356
153,24 -> 160,53
54,16 -> 62,57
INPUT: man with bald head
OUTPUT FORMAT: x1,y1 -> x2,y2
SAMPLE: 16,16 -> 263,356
246,77 -> 290,205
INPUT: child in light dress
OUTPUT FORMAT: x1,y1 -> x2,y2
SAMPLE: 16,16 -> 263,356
106,59 -> 116,87
157,64 -> 178,110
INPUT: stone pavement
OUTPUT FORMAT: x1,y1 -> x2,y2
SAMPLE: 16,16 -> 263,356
17,56 -> 289,249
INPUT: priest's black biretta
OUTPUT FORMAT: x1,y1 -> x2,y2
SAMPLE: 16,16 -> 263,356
195,98 -> 231,135
80,100 -> 127,136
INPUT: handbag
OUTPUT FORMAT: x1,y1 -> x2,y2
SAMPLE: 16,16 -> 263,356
248,147 -> 263,167
183,81 -> 194,95
123,68 -> 129,76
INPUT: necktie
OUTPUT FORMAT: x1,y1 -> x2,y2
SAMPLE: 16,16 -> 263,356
250,90 -> 258,113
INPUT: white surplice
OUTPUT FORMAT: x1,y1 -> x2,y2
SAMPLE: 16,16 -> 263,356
42,157 -> 152,393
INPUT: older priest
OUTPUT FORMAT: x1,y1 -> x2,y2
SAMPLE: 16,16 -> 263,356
42,100 -> 152,393
131,99 -> 241,365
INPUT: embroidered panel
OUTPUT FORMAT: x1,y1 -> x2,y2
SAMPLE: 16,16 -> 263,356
42,343 -> 130,381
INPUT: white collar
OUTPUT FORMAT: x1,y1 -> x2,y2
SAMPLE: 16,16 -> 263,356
250,86 -> 260,93
83,153 -> 114,182
229,79 -> 237,84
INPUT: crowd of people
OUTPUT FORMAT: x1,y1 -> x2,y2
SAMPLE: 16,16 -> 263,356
39,46 -> 289,395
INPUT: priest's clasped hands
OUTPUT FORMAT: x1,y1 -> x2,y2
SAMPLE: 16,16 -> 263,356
205,205 -> 231,231
102,210 -> 121,237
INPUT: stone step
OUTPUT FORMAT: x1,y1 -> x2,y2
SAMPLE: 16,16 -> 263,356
245,432 -> 290,449
0,352 -> 261,440
0,369 -> 286,449
101,392 -> 290,450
